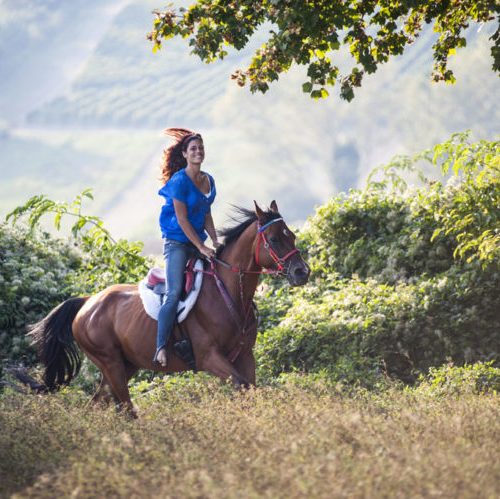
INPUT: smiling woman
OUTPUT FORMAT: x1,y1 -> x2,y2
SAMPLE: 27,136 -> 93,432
155,127 -> 221,367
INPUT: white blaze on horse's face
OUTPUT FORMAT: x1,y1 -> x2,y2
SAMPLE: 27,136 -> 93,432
183,138 -> 205,165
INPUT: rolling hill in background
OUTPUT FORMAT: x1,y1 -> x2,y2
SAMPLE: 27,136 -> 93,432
0,0 -> 498,254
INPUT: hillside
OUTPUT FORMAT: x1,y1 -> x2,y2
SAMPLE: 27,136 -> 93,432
0,0 -> 498,253
0,0 -> 129,123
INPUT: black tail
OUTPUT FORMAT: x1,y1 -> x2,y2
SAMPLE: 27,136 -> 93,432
29,297 -> 88,391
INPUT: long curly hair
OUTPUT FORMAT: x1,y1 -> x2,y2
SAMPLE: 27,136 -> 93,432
160,128 -> 203,183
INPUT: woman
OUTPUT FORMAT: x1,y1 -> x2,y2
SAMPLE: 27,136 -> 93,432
155,128 -> 220,367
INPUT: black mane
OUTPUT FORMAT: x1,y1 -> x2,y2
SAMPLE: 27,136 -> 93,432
216,206 -> 281,257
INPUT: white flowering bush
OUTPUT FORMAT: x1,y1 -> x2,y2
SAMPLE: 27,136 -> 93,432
6,190 -> 151,293
0,224 -> 81,368
256,264 -> 500,384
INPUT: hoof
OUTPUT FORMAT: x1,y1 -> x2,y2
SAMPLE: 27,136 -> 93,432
116,402 -> 139,419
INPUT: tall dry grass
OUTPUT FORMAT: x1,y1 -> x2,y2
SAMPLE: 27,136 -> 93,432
1,377 -> 499,498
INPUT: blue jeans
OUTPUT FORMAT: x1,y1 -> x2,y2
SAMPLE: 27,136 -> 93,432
154,239 -> 197,360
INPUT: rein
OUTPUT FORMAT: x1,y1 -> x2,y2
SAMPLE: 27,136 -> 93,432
193,217 -> 300,362
204,259 -> 255,362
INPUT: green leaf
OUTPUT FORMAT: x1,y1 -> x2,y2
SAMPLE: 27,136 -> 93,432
54,212 -> 62,230
302,82 -> 313,93
82,189 -> 94,200
430,228 -> 443,242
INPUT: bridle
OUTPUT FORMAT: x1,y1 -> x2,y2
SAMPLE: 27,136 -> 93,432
254,217 -> 300,274
209,217 -> 299,276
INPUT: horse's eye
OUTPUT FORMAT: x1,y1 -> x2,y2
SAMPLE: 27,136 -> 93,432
283,229 -> 289,237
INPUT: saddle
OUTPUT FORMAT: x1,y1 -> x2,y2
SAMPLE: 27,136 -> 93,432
138,258 -> 204,323
145,258 -> 198,300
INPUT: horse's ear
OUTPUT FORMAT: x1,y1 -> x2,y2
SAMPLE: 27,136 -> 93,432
270,200 -> 279,213
254,200 -> 265,220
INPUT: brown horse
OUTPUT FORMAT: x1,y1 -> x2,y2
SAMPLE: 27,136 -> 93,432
30,201 -> 309,416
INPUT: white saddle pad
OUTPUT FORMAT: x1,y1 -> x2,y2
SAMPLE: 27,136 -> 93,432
138,259 -> 204,323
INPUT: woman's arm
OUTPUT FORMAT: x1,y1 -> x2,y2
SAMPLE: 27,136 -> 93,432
173,199 -> 215,258
204,212 -> 221,249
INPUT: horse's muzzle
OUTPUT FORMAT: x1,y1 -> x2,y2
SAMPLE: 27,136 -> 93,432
287,260 -> 310,286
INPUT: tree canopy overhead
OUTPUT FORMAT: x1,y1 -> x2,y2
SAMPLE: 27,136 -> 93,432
149,1 -> 499,101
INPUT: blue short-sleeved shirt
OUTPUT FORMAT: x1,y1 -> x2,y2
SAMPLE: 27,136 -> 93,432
158,169 -> 216,243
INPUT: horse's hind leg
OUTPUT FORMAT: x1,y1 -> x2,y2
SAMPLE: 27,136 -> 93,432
100,358 -> 138,418
90,375 -> 113,406
90,363 -> 138,411
84,350 -> 138,418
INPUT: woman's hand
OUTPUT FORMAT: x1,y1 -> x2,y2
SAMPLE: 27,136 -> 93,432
211,238 -> 223,250
198,244 -> 216,259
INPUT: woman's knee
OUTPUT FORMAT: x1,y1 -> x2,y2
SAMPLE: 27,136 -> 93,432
164,285 -> 183,304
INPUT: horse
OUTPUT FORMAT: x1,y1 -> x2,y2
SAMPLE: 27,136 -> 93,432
29,201 -> 310,417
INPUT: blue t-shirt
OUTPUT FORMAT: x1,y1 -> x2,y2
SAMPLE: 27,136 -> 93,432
158,169 -> 216,243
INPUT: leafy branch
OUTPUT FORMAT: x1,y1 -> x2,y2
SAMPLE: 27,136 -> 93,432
6,190 -> 150,290
366,150 -> 432,194
430,132 -> 500,265
148,1 -> 500,101
365,131 -> 499,266
7,189 -> 138,259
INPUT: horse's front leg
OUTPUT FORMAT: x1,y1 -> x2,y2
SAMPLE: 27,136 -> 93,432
233,350 -> 256,386
200,347 -> 249,387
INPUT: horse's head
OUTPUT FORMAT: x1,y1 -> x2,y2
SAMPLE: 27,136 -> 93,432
254,200 -> 310,286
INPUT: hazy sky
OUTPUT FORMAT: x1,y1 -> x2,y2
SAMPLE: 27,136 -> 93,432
1,1 -> 498,253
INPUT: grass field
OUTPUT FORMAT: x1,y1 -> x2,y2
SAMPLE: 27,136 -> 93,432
1,376 -> 499,498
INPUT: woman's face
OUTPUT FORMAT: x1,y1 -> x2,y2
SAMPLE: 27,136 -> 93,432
183,138 -> 205,165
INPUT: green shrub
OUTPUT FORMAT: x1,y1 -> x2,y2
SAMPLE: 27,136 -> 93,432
429,133 -> 500,264
256,133 -> 500,383
301,132 -> 499,283
256,264 -> 500,384
301,189 -> 456,283
6,190 -> 151,293
415,362 -> 500,396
